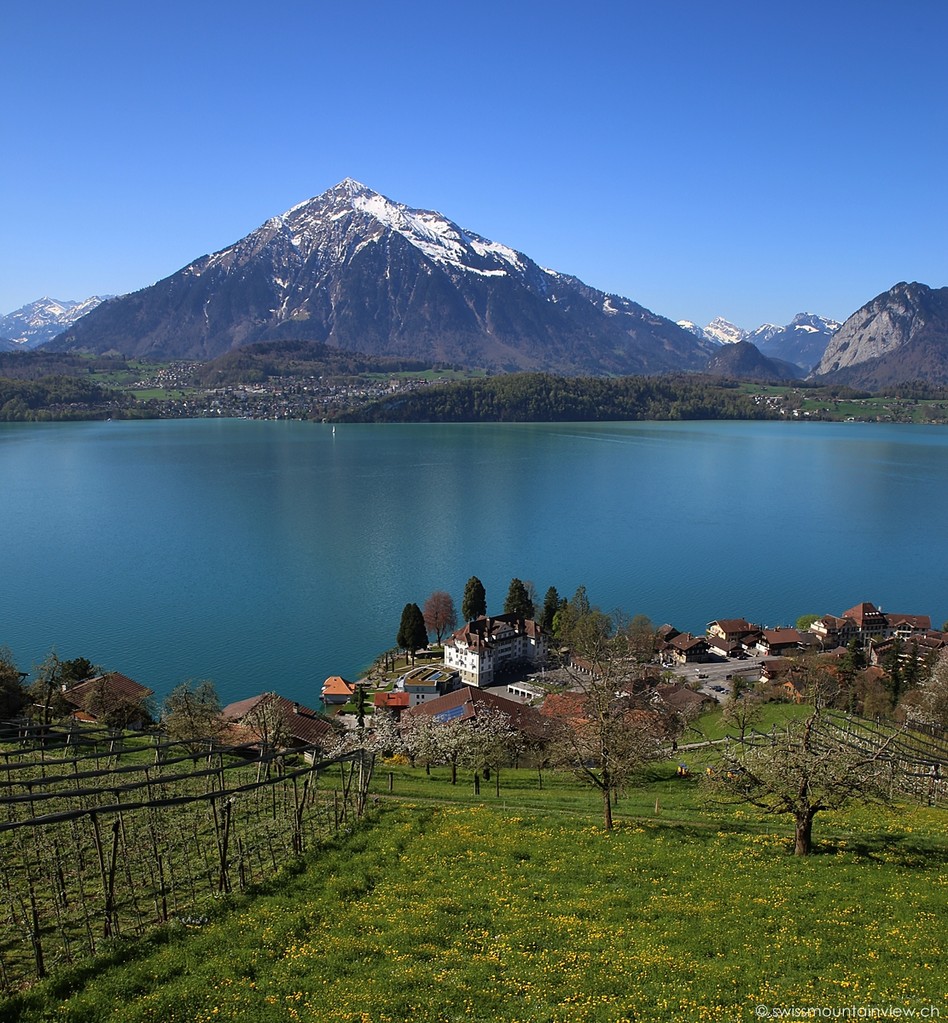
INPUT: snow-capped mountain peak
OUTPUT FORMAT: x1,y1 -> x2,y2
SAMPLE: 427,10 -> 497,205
204,179 -> 531,285
0,295 -> 109,349
53,178 -> 715,374
704,317 -> 746,345
678,316 -> 748,345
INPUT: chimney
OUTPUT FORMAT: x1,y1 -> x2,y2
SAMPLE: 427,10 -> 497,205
293,702 -> 300,715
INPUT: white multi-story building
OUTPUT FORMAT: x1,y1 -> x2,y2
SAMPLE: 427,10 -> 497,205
443,613 -> 548,688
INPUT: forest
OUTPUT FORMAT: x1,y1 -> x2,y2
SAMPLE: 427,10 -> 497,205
333,372 -> 777,423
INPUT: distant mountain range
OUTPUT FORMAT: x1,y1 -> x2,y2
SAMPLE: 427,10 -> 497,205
7,181 -> 948,388
678,313 -> 842,373
47,179 -> 716,376
0,296 -> 107,350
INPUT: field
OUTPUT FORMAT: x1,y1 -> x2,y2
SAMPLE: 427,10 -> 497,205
3,719 -> 946,1023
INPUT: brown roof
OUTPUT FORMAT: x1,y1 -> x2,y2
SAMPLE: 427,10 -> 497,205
708,619 -> 759,636
668,632 -> 709,652
842,602 -> 886,626
654,683 -> 714,714
63,672 -> 153,710
222,692 -> 334,748
886,613 -> 932,631
445,613 -> 545,653
760,628 -> 803,648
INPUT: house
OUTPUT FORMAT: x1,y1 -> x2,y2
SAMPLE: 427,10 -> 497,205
809,613 -> 858,648
651,683 -> 716,719
401,665 -> 458,707
221,692 -> 335,756
706,634 -> 745,659
706,619 -> 761,644
321,676 -> 355,706
373,690 -> 410,720
662,632 -> 711,665
62,672 -> 154,729
885,613 -> 933,638
443,613 -> 548,688
843,602 -> 888,640
753,628 -> 805,657
539,688 -> 664,738
809,602 -> 933,649
405,685 -> 549,745
656,624 -> 681,644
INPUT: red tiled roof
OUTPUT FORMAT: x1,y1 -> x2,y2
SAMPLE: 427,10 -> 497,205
374,691 -> 410,708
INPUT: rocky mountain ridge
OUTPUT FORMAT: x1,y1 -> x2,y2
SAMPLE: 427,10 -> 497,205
812,282 -> 948,388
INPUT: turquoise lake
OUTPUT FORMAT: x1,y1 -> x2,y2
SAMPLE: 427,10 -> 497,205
2,418 -> 946,709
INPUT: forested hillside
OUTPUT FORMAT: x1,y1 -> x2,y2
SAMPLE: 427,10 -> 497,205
334,372 -> 775,423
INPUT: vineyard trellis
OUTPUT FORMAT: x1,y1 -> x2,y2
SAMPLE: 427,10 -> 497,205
739,708 -> 948,806
0,720 -> 374,991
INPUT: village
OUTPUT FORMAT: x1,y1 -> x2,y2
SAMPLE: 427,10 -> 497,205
25,598 -> 943,763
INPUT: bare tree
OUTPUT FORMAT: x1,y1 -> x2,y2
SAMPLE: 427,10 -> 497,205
422,591 -> 458,644
83,677 -> 154,731
162,680 -> 227,751
549,616 -> 666,830
28,651 -> 70,726
0,647 -> 28,719
721,678 -> 764,742
622,614 -> 658,664
707,708 -> 899,855
242,694 -> 290,751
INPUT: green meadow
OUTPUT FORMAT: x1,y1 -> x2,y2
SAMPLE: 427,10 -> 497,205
4,750 -> 946,1023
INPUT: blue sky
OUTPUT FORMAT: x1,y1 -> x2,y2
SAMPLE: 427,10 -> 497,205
3,0 -> 947,329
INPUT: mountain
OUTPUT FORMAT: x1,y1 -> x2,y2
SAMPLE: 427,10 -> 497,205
703,340 -> 801,381
748,313 -> 840,372
50,179 -> 715,375
680,312 -> 838,372
702,317 -> 746,346
0,296 -> 107,349
678,317 -> 746,346
812,282 -> 948,388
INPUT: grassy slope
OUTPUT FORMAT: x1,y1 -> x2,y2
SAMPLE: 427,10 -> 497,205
4,741 -> 946,1023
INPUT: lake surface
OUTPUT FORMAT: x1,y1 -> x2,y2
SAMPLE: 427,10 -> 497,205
2,419 -> 947,709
